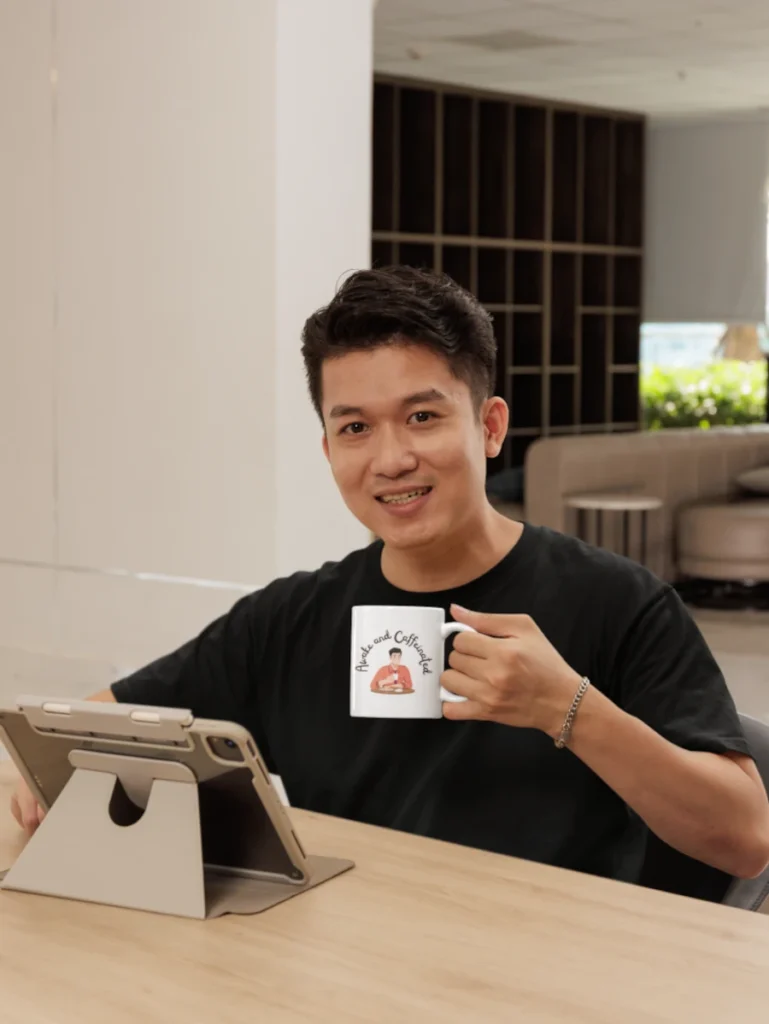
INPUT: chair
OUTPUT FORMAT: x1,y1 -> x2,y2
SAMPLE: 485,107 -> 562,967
721,714 -> 769,912
640,713 -> 769,911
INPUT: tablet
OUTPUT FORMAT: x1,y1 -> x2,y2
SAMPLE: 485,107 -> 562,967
0,696 -> 309,887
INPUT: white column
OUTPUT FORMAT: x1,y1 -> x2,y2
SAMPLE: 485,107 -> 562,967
274,0 -> 375,575
0,0 -> 373,695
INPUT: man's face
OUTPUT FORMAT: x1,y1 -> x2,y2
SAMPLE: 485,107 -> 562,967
390,652 -> 402,667
321,343 -> 507,550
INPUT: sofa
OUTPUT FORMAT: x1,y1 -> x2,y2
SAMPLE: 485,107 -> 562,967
511,426 -> 769,584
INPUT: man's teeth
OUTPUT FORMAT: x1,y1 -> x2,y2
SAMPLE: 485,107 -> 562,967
380,488 -> 429,505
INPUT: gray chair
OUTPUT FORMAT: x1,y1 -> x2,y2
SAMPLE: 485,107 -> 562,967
640,713 -> 769,911
721,714 -> 769,912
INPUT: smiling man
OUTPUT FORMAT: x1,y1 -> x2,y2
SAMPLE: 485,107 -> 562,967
11,267 -> 769,895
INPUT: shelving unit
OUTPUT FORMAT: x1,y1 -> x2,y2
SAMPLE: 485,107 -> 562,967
372,76 -> 645,470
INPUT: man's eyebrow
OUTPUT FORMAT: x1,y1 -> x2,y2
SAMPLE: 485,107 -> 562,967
328,389 -> 448,420
328,403 -> 364,419
402,388 -> 448,407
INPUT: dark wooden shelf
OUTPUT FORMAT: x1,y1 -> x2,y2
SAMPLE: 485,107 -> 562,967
514,105 -> 546,241
371,230 -> 641,256
443,93 -> 473,236
477,247 -> 508,304
373,75 -> 645,467
477,100 -> 510,238
372,83 -> 396,232
441,244 -> 472,291
484,303 -> 543,313
399,87 -> 436,234
583,116 -> 613,245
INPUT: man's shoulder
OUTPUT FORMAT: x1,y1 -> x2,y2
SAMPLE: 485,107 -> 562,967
527,524 -> 667,612
252,541 -> 374,613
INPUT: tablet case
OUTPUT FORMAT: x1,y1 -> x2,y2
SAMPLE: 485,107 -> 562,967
0,704 -> 353,919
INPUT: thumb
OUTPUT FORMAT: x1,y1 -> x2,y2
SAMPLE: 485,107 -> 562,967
450,604 -> 530,638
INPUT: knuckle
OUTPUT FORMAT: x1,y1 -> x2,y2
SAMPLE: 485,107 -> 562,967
482,685 -> 503,710
490,668 -> 510,690
503,647 -> 518,668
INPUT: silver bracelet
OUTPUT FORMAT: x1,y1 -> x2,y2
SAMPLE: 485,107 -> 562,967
555,676 -> 590,749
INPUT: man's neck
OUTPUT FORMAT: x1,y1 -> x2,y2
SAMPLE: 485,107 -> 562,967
380,505 -> 524,593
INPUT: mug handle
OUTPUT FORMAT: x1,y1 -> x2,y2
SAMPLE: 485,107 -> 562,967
439,622 -> 476,703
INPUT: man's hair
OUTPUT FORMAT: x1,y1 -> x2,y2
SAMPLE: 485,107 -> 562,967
389,647 -> 402,656
301,265 -> 496,419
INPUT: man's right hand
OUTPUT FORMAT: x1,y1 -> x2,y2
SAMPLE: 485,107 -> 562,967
10,774 -> 46,837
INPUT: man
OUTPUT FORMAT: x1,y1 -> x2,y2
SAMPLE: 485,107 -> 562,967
370,648 -> 413,693
11,267 -> 769,892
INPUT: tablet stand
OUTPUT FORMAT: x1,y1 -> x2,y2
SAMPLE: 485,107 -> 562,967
2,748 -> 353,919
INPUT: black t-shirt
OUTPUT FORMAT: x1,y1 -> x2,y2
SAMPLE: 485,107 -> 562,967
112,524 -> 750,891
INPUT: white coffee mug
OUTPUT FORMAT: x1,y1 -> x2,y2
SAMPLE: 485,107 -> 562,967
350,605 -> 476,719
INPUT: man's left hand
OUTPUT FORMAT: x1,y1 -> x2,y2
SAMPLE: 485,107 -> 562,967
442,604 -> 583,738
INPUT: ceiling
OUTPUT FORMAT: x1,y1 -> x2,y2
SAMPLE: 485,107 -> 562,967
374,0 -> 769,118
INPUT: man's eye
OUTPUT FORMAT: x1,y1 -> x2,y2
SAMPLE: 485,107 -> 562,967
409,411 -> 435,424
340,422 -> 368,435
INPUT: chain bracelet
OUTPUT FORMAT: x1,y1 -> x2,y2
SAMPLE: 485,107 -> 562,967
554,676 -> 590,749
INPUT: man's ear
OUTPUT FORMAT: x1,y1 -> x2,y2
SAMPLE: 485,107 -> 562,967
481,396 -> 509,458
322,432 -> 330,461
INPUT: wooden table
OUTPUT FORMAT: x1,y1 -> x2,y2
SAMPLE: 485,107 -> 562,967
1,762 -> 769,1022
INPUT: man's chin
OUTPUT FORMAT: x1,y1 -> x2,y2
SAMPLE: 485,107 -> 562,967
375,518 -> 440,551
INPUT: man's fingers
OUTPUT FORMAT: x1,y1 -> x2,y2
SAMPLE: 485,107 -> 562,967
440,669 -> 488,703
450,604 -> 534,638
451,629 -> 495,657
11,783 -> 44,837
10,792 -> 22,828
447,649 -> 487,680
442,699 -> 487,722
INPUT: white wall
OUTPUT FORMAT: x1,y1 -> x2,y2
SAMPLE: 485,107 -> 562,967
0,0 -> 373,698
274,0 -> 375,575
645,116 -> 769,324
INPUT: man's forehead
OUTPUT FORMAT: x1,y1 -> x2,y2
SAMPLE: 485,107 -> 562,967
322,359 -> 466,416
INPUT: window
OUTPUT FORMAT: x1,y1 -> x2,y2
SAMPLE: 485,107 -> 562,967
640,323 -> 768,429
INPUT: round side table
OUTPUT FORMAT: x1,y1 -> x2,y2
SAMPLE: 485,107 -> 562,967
565,492 -> 663,566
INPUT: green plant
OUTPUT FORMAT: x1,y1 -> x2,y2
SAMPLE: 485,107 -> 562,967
641,360 -> 768,430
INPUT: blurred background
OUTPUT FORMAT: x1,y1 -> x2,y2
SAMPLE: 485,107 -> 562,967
1,0 -> 769,706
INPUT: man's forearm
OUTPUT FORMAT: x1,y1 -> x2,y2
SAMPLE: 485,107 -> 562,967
560,686 -> 769,878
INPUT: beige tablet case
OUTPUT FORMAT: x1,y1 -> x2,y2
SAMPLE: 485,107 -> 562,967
0,703 -> 353,919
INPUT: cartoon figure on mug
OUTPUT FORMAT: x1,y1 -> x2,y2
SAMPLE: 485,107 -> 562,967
370,647 -> 414,695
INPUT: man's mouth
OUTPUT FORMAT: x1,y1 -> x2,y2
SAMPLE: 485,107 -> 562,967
376,486 -> 432,505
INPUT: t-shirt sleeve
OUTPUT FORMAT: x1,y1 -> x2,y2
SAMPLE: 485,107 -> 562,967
609,584 -> 751,758
110,590 -> 262,727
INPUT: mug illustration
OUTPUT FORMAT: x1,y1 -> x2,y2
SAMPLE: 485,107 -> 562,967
370,648 -> 414,695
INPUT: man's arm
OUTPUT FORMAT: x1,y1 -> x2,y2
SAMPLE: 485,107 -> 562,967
10,688 -> 115,836
563,686 -> 769,878
442,603 -> 769,881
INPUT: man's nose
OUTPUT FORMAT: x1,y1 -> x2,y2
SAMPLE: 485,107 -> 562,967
369,425 -> 418,477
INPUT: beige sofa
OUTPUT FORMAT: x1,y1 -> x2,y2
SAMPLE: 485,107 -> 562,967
517,426 -> 769,582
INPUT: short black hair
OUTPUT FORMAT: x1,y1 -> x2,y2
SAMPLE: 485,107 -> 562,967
301,265 -> 496,419
389,647 -> 402,657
